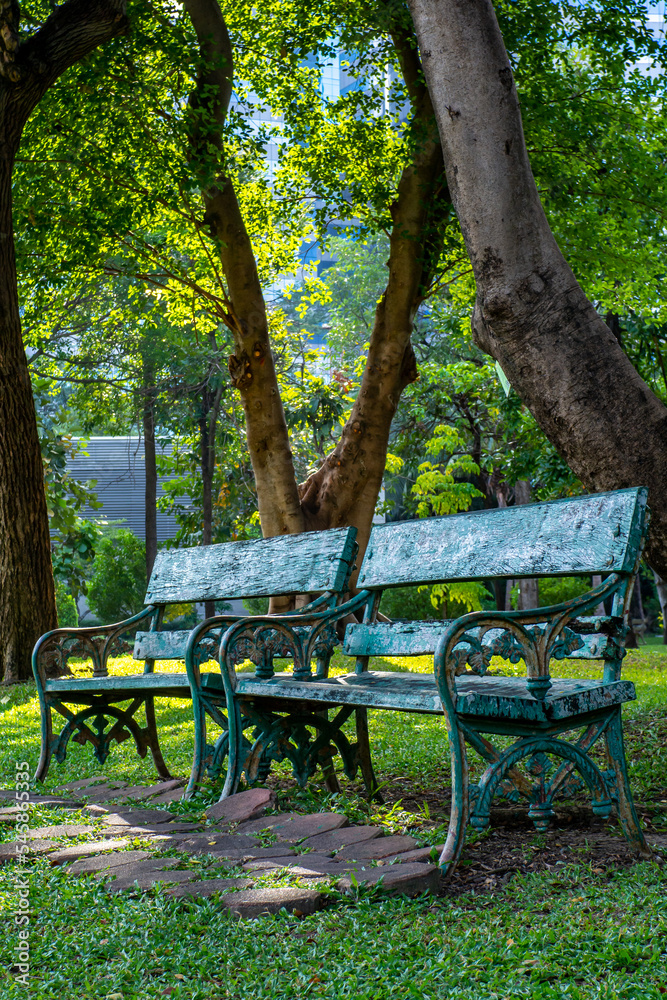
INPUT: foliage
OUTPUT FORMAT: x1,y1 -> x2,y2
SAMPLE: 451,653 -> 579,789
87,530 -> 147,624
54,580 -> 78,628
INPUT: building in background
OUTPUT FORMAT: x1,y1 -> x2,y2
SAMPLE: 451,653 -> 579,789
67,437 -> 186,542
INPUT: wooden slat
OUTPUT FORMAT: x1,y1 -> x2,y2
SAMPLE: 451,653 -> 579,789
234,671 -> 635,719
144,527 -> 357,605
343,620 -> 620,660
357,488 -> 648,589
134,630 -> 207,661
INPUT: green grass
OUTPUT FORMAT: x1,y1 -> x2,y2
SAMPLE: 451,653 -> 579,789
1,647 -> 666,998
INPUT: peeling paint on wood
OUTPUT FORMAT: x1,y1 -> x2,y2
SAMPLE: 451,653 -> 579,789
145,527 -> 358,604
358,488 -> 648,588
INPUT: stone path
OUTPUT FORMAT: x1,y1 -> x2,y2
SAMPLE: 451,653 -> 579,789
0,781 -> 442,916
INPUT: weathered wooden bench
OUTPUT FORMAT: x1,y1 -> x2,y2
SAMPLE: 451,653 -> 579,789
32,527 -> 358,795
214,488 -> 651,873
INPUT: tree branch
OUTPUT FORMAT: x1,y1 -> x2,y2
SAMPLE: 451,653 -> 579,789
6,1 -> 128,134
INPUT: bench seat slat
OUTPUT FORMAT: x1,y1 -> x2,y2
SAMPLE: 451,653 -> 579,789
44,672 -> 225,697
358,488 -> 646,588
232,671 -> 636,721
343,620 -> 620,659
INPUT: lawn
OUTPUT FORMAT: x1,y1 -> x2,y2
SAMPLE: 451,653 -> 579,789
1,646 -> 666,999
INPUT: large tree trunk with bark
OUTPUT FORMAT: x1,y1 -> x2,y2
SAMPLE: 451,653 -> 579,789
407,0 -> 667,577
0,0 -> 128,683
142,361 -> 157,581
185,1 -> 449,584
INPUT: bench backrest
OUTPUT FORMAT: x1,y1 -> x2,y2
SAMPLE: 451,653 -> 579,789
357,488 -> 648,590
144,527 -> 358,606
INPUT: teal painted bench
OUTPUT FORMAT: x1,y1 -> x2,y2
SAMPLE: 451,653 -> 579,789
215,488 -> 651,873
32,527 -> 358,795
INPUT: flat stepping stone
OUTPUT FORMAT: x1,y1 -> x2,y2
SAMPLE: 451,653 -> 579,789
27,824 -> 96,839
235,812 -> 300,835
96,857 -> 180,879
107,869 -> 197,892
243,853 -> 334,872
0,840 -> 58,861
114,779 -> 184,803
101,822 -> 202,836
56,776 -> 107,791
148,788 -> 185,805
222,887 -> 324,919
337,862 -> 440,896
101,809 -> 175,826
0,806 -> 25,822
66,849 -> 154,874
79,787 -> 129,804
82,804 -> 109,817
336,836 -> 418,861
166,878 -> 253,899
49,839 -> 131,865
384,844 -> 444,864
299,826 -> 381,852
173,833 -> 259,856
206,788 -> 275,825
237,812 -> 348,842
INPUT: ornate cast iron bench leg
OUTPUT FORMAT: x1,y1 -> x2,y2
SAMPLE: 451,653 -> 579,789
144,695 -> 174,782
355,707 -> 383,803
605,707 -> 652,857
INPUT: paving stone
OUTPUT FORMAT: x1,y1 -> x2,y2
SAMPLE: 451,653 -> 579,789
242,854 -> 337,874
0,839 -> 58,861
27,824 -> 96,839
66,849 -> 154,874
222,887 -> 324,918
235,812 -> 300,835
49,839 -> 131,865
299,826 -> 381,853
95,856 -> 181,880
166,878 -> 253,898
80,785 -> 129,803
335,836 -> 419,861
384,844 -> 444,864
337,862 -> 440,896
101,809 -> 176,826
82,804 -> 109,817
174,833 -> 260,856
101,822 -> 203,837
0,789 -> 16,800
238,812 -> 348,843
21,796 -> 81,808
107,869 -> 198,892
206,788 -> 276,825
0,809 -> 24,825
114,779 -> 184,803
148,788 -> 186,805
56,776 -> 107,792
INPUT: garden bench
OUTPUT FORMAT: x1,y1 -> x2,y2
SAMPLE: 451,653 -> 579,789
32,527 -> 358,797
214,488 -> 651,873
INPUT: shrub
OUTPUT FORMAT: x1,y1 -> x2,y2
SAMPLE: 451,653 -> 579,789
55,580 -> 78,628
87,529 -> 146,624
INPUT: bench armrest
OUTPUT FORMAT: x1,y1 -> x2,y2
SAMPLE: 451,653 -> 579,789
215,590 -> 373,690
32,606 -> 158,687
433,573 -> 627,702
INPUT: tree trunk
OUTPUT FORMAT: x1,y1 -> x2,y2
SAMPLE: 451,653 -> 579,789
514,479 -> 539,609
185,0 -> 450,585
0,153 -> 56,683
407,0 -> 667,578
0,0 -> 128,682
653,570 -> 667,644
142,367 -> 157,581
